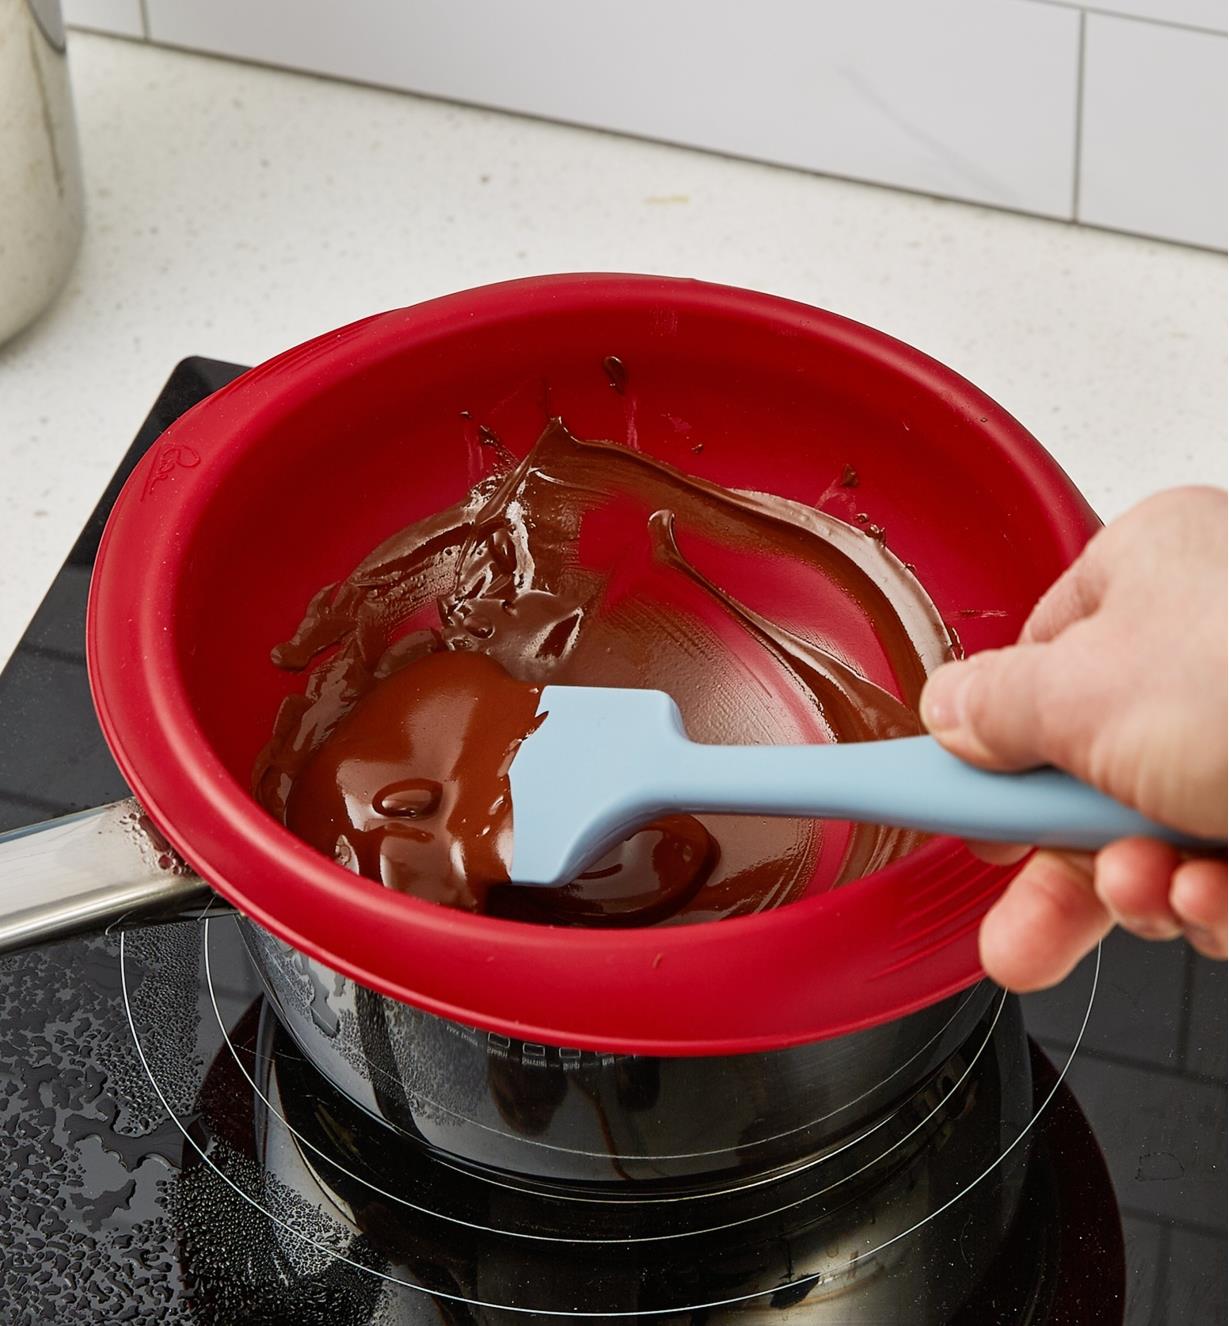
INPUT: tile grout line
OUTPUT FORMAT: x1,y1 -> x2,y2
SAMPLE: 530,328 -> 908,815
1175,942 -> 1196,1069
1119,1205 -> 1226,1240
17,642 -> 85,666
1026,0 -> 1227,39
1071,8 -> 1087,222
138,0 -> 151,41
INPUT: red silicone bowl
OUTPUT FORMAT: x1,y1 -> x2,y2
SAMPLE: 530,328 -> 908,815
87,274 -> 1098,1055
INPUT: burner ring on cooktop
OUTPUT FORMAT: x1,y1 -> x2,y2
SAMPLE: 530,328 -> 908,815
121,915 -> 1099,1319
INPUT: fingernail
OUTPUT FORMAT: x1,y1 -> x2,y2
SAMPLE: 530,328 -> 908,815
1123,916 -> 1182,941
921,663 -> 974,734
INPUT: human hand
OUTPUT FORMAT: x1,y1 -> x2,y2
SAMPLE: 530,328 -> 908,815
920,485 -> 1227,991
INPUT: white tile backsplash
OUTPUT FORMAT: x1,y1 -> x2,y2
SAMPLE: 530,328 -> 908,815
61,0 -> 143,38
1079,14 -> 1227,247
60,0 -> 1228,248
143,0 -> 1081,218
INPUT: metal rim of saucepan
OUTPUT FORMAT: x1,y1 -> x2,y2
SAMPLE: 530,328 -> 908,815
86,273 -> 1100,1056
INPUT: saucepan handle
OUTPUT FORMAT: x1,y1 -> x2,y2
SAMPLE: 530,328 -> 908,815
0,798 -> 226,957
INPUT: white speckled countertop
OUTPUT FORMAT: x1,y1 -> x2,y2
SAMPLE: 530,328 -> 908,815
1,32 -> 1225,671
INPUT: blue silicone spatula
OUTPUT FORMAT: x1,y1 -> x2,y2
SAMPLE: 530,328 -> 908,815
506,685 -> 1216,886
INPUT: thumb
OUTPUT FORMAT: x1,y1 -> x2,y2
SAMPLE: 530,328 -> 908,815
920,644 -> 1060,771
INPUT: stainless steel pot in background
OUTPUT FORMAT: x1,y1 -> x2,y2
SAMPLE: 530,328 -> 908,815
247,986 -> 1036,1322
241,919 -> 1003,1192
0,796 -> 1016,1195
0,0 -> 84,343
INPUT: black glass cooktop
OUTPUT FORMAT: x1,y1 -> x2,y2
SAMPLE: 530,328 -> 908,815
0,359 -> 1223,1324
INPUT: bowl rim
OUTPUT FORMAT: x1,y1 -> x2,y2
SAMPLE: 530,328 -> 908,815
87,273 -> 1099,1055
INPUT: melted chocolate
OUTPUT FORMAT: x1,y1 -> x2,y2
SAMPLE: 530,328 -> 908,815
602,354 -> 628,394
282,651 -> 541,911
255,417 -> 953,924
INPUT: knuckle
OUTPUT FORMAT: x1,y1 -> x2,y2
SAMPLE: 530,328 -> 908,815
1066,560 -> 1102,623
1031,629 -> 1104,773
959,655 -> 1021,758
1030,668 -> 1074,764
958,658 -> 997,736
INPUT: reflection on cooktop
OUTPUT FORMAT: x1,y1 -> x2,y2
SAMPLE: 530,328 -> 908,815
0,358 -> 1222,1323
116,908 -> 1114,1320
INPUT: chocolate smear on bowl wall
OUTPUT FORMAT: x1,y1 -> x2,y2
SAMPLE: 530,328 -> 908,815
255,418 -> 954,924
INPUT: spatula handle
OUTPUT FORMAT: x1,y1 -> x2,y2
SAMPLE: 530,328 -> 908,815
660,734 -> 1213,853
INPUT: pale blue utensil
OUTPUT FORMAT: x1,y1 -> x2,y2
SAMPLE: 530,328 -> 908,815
507,685 -> 1215,886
